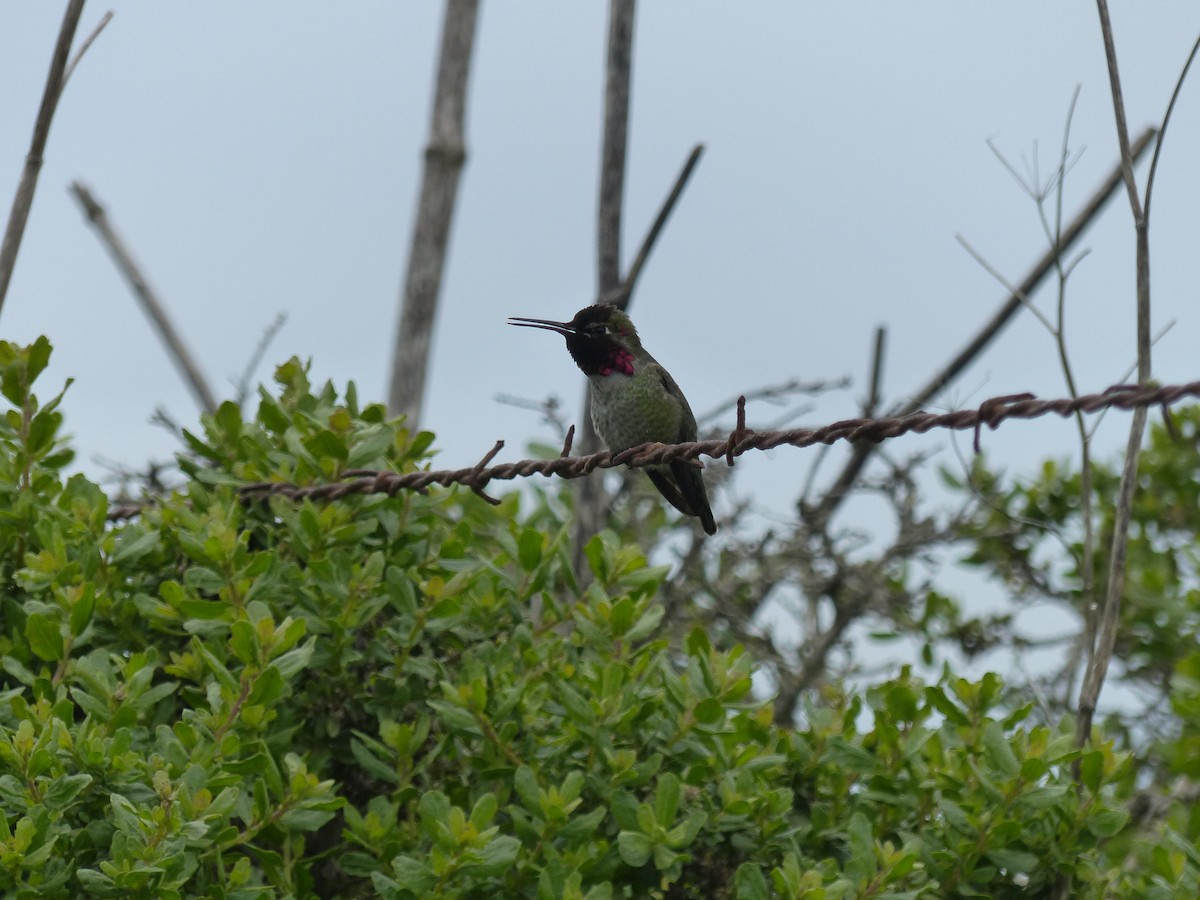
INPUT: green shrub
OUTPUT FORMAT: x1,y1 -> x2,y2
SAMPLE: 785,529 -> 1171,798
0,339 -> 1194,898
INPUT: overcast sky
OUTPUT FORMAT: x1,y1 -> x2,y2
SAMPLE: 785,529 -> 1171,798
2,3 -> 1198,538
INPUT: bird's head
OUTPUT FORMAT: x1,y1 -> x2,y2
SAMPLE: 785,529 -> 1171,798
508,304 -> 643,377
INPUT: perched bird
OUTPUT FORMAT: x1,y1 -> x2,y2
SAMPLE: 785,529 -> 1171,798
508,304 -> 716,535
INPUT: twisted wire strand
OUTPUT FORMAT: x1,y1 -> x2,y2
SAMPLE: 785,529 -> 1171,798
106,378 -> 1199,520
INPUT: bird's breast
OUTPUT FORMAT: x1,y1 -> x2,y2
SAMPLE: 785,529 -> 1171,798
588,368 -> 681,452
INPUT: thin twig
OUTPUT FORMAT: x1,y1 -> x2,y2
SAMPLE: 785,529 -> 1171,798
955,234 -> 1056,334
62,10 -> 112,88
69,181 -> 218,413
814,127 -> 1156,522
1095,0 -> 1144,224
1046,90 -> 1099,680
1145,32 -> 1200,222
697,376 -> 849,427
0,0 -> 86,316
606,143 -> 705,307
1074,0 -> 1154,762
234,313 -> 287,407
864,326 -> 887,418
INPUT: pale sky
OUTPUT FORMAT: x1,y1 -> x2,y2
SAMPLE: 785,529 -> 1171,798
2,3 -> 1198,542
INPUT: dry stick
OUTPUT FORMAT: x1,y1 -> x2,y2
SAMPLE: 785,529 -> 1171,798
597,0 -> 635,297
0,0 -> 86,316
573,0 -> 638,575
1074,6 -> 1197,756
812,126 -> 1157,523
387,0 -> 480,425
70,182 -> 218,414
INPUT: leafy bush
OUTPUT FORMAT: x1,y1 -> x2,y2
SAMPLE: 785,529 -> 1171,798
0,339 -> 1196,898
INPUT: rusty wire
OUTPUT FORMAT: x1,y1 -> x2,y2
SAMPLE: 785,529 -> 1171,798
104,378 -> 1199,521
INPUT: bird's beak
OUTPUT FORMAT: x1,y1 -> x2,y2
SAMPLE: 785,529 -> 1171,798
507,316 -> 575,336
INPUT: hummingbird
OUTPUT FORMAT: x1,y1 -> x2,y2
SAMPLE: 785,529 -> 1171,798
508,304 -> 716,535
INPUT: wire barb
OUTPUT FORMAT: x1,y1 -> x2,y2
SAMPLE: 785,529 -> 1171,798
974,392 -> 1036,453
725,395 -> 752,467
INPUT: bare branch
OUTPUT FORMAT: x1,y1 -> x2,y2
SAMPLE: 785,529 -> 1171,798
70,181 -> 218,414
387,0 -> 480,425
697,376 -> 849,427
813,127 -> 1156,522
1094,0 -> 1144,224
954,234 -> 1056,334
1145,32 -> 1200,223
607,143 -> 705,307
0,0 -> 86,316
234,312 -> 287,407
1075,405 -> 1145,746
597,0 -> 635,295
1074,1 -> 1155,758
62,10 -> 113,88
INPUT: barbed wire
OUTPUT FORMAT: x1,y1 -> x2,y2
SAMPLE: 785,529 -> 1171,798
106,378 -> 1199,520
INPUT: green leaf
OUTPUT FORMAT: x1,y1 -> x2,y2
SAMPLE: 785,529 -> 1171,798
846,810 -> 875,876
110,528 -> 161,564
982,721 -> 1020,778
304,430 -> 348,463
986,847 -> 1038,874
69,587 -> 96,637
26,336 -> 53,384
474,834 -> 521,873
924,685 -> 970,727
42,773 -> 93,810
733,863 -> 770,900
1086,807 -> 1129,837
686,627 -> 711,657
350,737 -> 401,786
617,830 -> 653,867
654,773 -> 681,827
824,737 -> 876,773
693,698 -> 724,724
278,806 -> 337,830
418,791 -> 452,838
230,620 -> 258,664
347,425 -> 397,468
625,603 -> 664,642
470,792 -> 498,829
26,612 -> 64,662
404,430 -> 436,461
559,805 -> 607,841
1077,750 -> 1103,793
514,766 -> 541,814
213,400 -> 243,438
518,528 -> 544,572
388,855 -> 437,894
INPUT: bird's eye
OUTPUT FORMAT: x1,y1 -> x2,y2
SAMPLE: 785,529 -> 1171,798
587,323 -> 609,335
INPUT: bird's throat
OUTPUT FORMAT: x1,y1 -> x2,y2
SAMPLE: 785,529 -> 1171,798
597,348 -> 635,377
